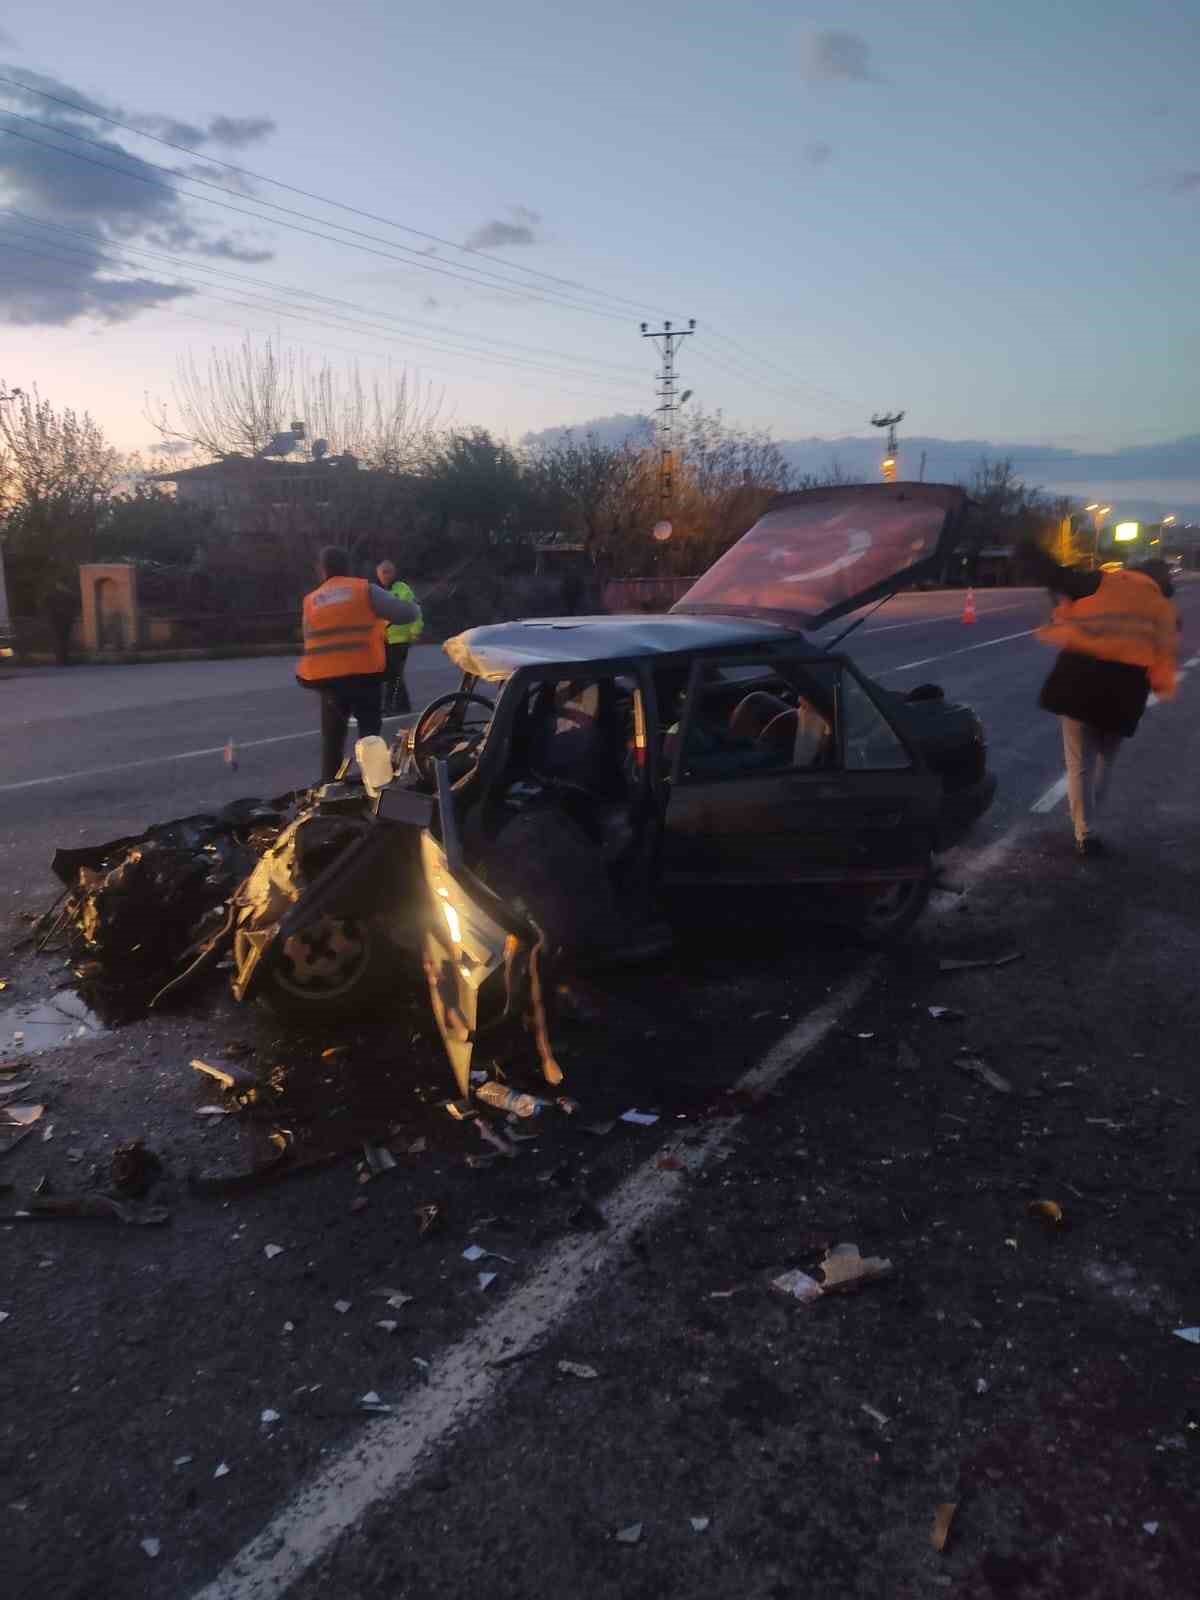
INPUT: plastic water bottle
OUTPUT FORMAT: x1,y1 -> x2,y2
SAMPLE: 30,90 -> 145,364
475,1081 -> 546,1119
355,736 -> 394,798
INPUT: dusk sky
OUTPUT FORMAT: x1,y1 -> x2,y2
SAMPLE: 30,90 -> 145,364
1,1 -> 1197,508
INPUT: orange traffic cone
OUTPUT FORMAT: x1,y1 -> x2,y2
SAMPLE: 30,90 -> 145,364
962,587 -> 977,625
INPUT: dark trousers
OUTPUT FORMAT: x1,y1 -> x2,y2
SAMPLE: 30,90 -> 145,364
384,642 -> 411,714
315,675 -> 384,783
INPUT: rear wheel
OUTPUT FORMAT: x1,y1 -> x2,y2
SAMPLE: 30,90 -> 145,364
857,862 -> 934,945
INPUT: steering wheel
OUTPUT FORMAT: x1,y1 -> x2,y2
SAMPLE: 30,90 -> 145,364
411,691 -> 495,785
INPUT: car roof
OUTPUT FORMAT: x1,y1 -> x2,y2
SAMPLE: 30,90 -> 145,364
443,612 -> 808,682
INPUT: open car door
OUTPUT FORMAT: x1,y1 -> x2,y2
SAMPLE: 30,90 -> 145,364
420,764 -> 550,1102
672,482 -> 967,632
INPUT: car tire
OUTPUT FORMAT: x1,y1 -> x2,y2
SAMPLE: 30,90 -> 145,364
258,912 -> 406,1024
856,859 -> 934,945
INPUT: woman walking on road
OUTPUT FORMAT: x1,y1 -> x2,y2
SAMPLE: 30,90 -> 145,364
1025,543 -> 1177,856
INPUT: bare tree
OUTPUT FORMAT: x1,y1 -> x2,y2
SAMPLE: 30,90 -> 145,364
0,381 -> 121,658
149,336 -> 445,466
300,361 -> 446,472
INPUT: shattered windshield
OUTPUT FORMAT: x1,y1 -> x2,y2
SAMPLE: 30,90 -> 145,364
673,484 -> 963,629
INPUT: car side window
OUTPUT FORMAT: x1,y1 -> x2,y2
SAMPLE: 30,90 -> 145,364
673,659 -> 837,783
841,672 -> 912,770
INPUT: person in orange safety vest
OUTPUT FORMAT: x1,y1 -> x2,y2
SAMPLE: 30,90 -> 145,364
297,545 -> 419,782
1025,542 -> 1178,857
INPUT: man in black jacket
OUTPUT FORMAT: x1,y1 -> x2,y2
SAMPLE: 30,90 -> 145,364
1024,544 -> 1176,856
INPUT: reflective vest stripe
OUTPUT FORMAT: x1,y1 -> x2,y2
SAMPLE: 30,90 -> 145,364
303,622 -> 377,640
303,640 -> 375,658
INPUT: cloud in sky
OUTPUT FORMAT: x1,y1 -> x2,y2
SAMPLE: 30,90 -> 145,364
0,65 -> 277,324
801,140 -> 833,168
464,205 -> 543,251
798,29 -> 878,85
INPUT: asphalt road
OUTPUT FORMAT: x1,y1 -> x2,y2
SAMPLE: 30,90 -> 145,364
4,586 -> 1200,1600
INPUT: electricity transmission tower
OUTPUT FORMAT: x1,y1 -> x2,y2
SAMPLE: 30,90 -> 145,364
870,410 -> 905,482
641,319 -> 695,532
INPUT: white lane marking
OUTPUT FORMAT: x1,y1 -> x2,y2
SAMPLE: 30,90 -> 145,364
188,964 -> 878,1600
884,629 -> 1037,675
0,715 -> 414,795
857,601 -> 1028,636
1031,776 -> 1069,814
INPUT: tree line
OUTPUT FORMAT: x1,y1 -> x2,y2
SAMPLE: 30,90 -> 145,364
2,341 -> 1077,658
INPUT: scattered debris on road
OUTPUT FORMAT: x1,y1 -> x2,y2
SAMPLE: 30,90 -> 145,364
930,1502 -> 957,1552
1173,1327 -> 1200,1345
1,1103 -> 45,1128
557,1360 -> 599,1380
614,1523 -> 643,1545
110,1140 -> 162,1198
818,1243 -> 893,1292
191,1057 -> 261,1096
620,1109 -> 659,1126
372,1287 -> 413,1310
938,952 -> 1022,972
689,1517 -> 710,1534
770,1268 -> 824,1305
19,1192 -> 169,1225
928,1006 -> 964,1022
955,1052 -> 1013,1094
140,1538 -> 161,1560
1027,1198 -> 1066,1227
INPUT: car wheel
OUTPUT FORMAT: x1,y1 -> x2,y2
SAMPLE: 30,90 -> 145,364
857,863 -> 933,945
259,913 -> 400,1022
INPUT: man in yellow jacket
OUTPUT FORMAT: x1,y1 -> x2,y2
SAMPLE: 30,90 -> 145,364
298,547 -> 420,782
375,558 -> 424,715
1026,543 -> 1177,856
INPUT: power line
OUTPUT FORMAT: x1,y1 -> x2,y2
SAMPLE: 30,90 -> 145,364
152,304 -> 642,413
0,236 -> 649,395
688,347 -> 866,427
1,206 -> 653,382
0,118 -> 634,323
0,70 -> 665,320
705,327 -> 863,411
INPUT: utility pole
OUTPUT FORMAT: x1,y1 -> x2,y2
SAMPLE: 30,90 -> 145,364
870,410 -> 904,482
641,319 -> 695,537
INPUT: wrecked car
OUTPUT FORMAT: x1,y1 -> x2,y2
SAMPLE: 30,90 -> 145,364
230,482 -> 995,1098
